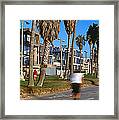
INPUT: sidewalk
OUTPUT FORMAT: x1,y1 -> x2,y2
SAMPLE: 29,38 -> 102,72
26,86 -> 99,100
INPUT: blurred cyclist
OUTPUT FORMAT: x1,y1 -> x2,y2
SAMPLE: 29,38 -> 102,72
70,71 -> 84,100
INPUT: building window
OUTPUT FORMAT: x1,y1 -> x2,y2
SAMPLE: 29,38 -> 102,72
76,50 -> 78,57
62,60 -> 65,65
74,50 -> 76,56
62,52 -> 65,60
80,59 -> 83,64
74,57 -> 76,63
73,65 -> 77,70
50,46 -> 53,55
48,56 -> 52,64
24,46 -> 30,55
78,65 -> 80,70
24,56 -> 29,66
76,58 -> 80,64
77,51 -> 80,57
27,35 -> 30,42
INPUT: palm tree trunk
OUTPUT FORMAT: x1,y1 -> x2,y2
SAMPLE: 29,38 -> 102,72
91,47 -> 94,75
37,40 -> 50,86
90,44 -> 93,75
70,34 -> 74,74
64,34 -> 70,79
96,45 -> 99,78
70,31 -> 76,74
28,20 -> 36,86
80,50 -> 81,73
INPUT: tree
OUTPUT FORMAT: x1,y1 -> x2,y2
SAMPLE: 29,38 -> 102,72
28,20 -> 36,86
36,20 -> 60,87
76,35 -> 85,72
86,23 -> 99,76
64,20 -> 76,79
94,25 -> 99,78
70,20 -> 76,74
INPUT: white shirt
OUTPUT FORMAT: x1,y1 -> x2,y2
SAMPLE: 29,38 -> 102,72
70,73 -> 84,83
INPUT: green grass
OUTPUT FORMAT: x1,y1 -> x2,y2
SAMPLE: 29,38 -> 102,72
45,75 -> 60,80
83,73 -> 99,86
43,81 -> 69,88
20,80 -> 69,88
84,73 -> 97,79
33,75 -> 63,81
20,80 -> 28,86
20,74 -> 99,88
20,75 -> 69,88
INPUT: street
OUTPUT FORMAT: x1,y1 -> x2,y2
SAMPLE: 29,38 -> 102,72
31,86 -> 99,100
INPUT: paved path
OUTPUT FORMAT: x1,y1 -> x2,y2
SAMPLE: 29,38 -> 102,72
31,86 -> 99,100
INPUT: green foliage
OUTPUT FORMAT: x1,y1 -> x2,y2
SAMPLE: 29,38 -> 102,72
36,20 -> 60,42
84,73 -> 97,79
86,23 -> 99,47
76,35 -> 85,51
64,20 -> 76,35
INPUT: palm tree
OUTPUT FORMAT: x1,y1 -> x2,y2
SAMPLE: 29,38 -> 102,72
70,20 -> 76,74
76,35 -> 85,72
87,25 -> 93,75
28,20 -> 36,86
36,20 -> 60,87
94,25 -> 99,78
86,23 -> 99,76
64,20 -> 75,79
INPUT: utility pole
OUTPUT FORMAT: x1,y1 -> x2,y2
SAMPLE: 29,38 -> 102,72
58,38 -> 65,79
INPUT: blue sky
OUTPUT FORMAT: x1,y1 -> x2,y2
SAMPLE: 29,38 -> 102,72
21,20 -> 99,58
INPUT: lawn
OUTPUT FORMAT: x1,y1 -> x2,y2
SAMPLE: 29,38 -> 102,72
20,75 -> 69,88
20,74 -> 99,88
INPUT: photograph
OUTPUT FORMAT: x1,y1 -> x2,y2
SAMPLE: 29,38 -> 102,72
20,20 -> 99,100
4,2 -> 116,117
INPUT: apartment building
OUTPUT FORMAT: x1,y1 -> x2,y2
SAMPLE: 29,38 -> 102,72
51,46 -> 90,73
20,28 -> 90,78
